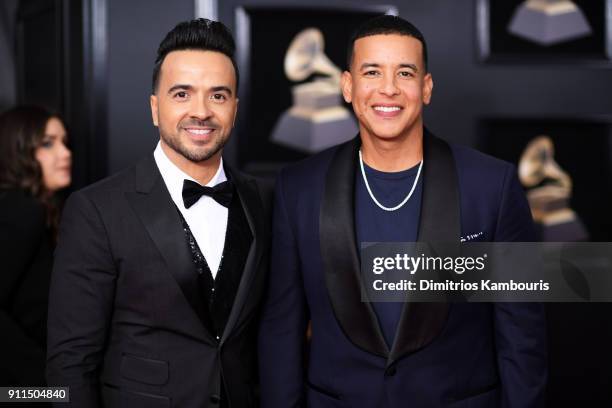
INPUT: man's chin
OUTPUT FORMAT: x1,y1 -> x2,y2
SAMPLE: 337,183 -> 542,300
182,150 -> 217,163
364,129 -> 408,142
183,143 -> 226,162
366,122 -> 423,142
161,134 -> 226,163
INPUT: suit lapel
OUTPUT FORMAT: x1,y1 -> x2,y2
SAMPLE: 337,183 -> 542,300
388,130 -> 458,366
125,157 -> 213,343
320,131 -> 459,363
219,166 -> 266,346
320,137 -> 389,358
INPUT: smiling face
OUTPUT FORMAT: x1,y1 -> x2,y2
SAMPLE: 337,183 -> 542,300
150,49 -> 238,169
34,117 -> 71,193
341,34 -> 433,145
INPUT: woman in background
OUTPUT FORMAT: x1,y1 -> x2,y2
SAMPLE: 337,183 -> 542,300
0,106 -> 71,387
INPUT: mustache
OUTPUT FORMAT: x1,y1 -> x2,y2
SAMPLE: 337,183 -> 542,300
180,119 -> 219,129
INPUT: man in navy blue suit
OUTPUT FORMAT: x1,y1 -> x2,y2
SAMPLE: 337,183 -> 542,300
259,15 -> 547,407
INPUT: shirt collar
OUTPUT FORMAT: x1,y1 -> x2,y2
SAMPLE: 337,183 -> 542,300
153,141 -> 227,209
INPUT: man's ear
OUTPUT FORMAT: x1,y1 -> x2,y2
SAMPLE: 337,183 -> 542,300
341,70 -> 353,104
422,73 -> 433,105
150,94 -> 159,127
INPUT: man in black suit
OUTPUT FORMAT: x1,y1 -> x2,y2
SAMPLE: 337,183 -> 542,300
47,19 -> 270,407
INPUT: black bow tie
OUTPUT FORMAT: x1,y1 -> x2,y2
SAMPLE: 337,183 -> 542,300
182,179 -> 233,209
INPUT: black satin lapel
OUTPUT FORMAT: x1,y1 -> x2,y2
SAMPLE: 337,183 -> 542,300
220,169 -> 265,344
125,160 -> 213,343
389,131 -> 458,366
416,131 -> 461,248
320,138 -> 389,358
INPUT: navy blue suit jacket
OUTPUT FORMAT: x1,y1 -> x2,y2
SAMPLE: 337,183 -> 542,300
259,132 -> 547,408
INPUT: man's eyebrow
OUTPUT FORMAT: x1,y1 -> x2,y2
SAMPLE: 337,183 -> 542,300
210,86 -> 233,96
359,62 -> 419,72
359,63 -> 380,70
167,84 -> 193,94
166,84 -> 234,96
399,63 -> 418,72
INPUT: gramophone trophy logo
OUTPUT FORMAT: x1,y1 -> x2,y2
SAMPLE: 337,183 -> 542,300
271,28 -> 357,153
519,135 -> 588,241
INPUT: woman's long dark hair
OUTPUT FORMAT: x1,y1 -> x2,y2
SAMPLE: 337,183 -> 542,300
0,105 -> 68,238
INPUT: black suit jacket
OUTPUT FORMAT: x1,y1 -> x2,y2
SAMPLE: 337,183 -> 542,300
0,189 -> 51,388
47,157 -> 271,408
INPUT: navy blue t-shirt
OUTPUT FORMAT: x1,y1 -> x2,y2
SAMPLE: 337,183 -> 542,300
355,161 -> 423,347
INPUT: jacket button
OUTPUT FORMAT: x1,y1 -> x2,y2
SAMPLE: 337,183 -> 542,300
385,366 -> 397,377
210,394 -> 221,404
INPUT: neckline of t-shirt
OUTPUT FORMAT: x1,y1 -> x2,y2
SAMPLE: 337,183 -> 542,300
362,161 -> 420,181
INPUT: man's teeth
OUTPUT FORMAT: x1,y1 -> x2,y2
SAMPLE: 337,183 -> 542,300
374,106 -> 401,112
186,128 -> 212,135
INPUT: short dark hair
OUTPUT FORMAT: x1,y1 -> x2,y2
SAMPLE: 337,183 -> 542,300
152,18 -> 239,93
346,15 -> 428,72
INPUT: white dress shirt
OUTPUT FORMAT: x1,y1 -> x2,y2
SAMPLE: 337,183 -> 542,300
154,142 -> 228,278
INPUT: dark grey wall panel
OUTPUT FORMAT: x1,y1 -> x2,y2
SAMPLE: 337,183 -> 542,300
0,0 -> 18,110
107,0 -> 194,174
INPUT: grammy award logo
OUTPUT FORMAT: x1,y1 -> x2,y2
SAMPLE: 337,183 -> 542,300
270,28 -> 357,153
519,135 -> 588,241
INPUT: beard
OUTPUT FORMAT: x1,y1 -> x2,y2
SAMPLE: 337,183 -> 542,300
160,119 -> 229,163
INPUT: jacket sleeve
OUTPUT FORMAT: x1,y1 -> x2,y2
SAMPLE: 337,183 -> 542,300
493,165 -> 547,408
258,170 -> 308,408
0,195 -> 47,385
46,191 -> 117,407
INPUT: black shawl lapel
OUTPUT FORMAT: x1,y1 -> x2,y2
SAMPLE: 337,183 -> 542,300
219,166 -> 265,346
320,137 -> 389,358
125,157 -> 213,343
388,130 -> 458,366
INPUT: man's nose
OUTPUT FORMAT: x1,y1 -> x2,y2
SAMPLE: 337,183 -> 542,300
191,96 -> 213,119
379,75 -> 400,96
